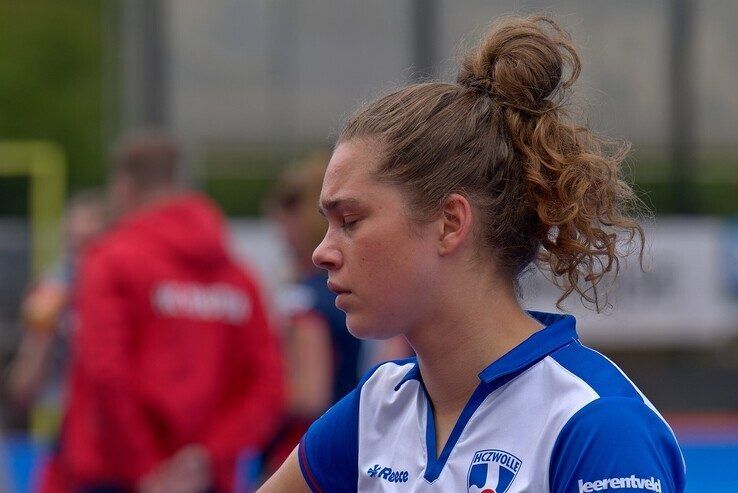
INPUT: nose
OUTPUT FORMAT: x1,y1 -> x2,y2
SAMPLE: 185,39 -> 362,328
312,233 -> 342,271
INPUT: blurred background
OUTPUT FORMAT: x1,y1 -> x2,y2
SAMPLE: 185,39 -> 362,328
0,0 -> 736,491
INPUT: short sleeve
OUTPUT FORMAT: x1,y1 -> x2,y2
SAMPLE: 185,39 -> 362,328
298,363 -> 383,493
549,397 -> 686,493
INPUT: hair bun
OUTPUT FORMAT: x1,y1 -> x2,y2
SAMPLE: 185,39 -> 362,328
457,16 -> 580,113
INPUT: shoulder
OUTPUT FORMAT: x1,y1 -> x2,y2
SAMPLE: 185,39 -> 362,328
549,397 -> 685,493
543,341 -> 682,452
544,343 -> 686,493
80,232 -> 133,282
548,341 -> 646,401
519,341 -> 650,432
298,358 -> 416,492
83,223 -> 139,266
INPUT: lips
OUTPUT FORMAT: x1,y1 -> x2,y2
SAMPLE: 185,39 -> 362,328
327,279 -> 351,295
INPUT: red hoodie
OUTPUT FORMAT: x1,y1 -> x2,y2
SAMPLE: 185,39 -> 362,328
42,193 -> 284,492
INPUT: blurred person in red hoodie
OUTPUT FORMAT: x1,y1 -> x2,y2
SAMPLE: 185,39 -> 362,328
41,130 -> 284,493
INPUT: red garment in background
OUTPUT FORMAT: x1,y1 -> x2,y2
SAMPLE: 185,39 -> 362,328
41,193 -> 285,493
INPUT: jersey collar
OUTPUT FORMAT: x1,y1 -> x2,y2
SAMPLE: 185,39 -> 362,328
477,310 -> 577,384
395,310 -> 578,390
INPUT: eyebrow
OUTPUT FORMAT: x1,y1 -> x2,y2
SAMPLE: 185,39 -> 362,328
318,197 -> 362,216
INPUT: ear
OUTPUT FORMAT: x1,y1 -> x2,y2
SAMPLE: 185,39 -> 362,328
437,193 -> 474,256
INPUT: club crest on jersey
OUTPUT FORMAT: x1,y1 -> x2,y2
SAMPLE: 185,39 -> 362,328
467,449 -> 522,493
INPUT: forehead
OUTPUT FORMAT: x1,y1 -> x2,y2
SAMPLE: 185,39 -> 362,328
320,141 -> 383,205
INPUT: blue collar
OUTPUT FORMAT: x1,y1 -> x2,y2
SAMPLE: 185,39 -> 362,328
395,311 -> 578,391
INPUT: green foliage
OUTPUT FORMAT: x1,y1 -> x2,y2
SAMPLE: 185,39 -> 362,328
202,147 -> 738,217
631,149 -> 738,216
205,176 -> 276,217
0,0 -> 105,206
201,145 -> 315,216
634,180 -> 738,216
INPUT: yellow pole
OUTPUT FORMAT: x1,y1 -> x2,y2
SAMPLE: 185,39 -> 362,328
0,141 -> 66,278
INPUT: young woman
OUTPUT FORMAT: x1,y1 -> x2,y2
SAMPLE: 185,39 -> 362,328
260,15 -> 686,493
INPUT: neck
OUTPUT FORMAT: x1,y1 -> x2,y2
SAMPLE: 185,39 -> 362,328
122,187 -> 177,217
406,271 -> 543,416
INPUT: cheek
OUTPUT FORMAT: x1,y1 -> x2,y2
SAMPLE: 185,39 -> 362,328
359,234 -> 436,307
343,236 -> 438,339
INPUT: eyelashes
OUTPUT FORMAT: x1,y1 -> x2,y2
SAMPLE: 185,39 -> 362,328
341,218 -> 360,231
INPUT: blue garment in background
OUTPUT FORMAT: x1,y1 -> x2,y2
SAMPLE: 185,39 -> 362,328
282,271 -> 362,402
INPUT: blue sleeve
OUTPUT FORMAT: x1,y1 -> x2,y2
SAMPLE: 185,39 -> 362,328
549,397 -> 686,493
298,363 -> 384,493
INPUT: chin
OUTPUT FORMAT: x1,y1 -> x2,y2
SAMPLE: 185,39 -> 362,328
345,313 -> 403,341
344,316 -> 375,340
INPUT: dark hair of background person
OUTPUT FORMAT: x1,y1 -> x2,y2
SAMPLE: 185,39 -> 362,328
111,129 -> 179,192
339,15 -> 645,311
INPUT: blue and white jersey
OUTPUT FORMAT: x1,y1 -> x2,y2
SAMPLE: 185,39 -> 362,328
298,312 -> 686,492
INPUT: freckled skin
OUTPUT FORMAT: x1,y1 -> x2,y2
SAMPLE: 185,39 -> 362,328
313,141 -> 441,340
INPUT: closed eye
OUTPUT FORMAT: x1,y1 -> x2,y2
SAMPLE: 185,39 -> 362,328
341,217 -> 360,231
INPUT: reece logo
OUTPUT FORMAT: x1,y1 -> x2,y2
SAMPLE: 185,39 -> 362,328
366,464 -> 409,483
